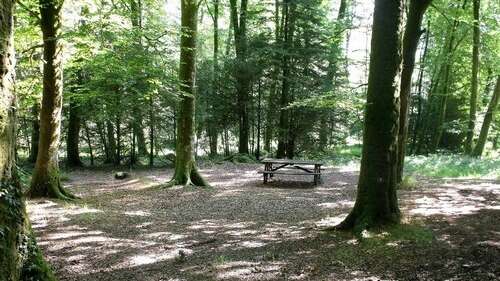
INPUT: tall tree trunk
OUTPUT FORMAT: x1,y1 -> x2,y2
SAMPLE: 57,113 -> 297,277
134,118 -> 147,155
410,22 -> 430,154
472,76 -> 500,157
465,0 -> 480,154
230,0 -> 250,154
28,102 -> 40,163
0,1 -> 56,278
105,120 -> 117,164
319,0 -> 348,151
276,0 -> 295,159
256,79 -> 262,159
149,94 -> 154,166
84,122 -> 94,166
115,117 -> 121,165
29,0 -> 76,200
335,0 -> 404,232
396,0 -> 431,183
165,0 -> 208,187
264,0 -> 281,153
207,0 -> 219,157
129,0 -> 147,157
66,98 -> 83,167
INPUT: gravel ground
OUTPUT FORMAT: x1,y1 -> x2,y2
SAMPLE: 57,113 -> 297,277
27,163 -> 500,281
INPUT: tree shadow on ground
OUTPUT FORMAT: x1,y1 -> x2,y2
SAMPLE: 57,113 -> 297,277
27,164 -> 499,280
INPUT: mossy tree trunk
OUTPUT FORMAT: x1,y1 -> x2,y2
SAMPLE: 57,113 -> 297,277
166,0 -> 208,187
396,0 -> 431,183
465,0 -> 480,154
335,0 -> 404,232
473,76 -> 500,157
0,1 -> 56,279
66,98 -> 83,167
28,0 -> 75,200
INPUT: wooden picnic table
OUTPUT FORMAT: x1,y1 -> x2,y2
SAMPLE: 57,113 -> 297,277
260,158 -> 323,185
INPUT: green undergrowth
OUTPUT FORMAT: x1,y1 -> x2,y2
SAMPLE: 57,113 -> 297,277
405,154 -> 500,179
307,145 -> 362,166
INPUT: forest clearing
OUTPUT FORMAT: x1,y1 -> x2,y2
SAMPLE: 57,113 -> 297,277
27,163 -> 500,280
1,0 -> 499,280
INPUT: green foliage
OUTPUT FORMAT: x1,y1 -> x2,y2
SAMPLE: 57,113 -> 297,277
307,145 -> 362,166
405,154 -> 500,179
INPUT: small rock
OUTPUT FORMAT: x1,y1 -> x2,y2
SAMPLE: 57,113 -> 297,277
114,172 -> 129,180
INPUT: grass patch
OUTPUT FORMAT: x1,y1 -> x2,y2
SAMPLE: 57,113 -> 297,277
307,145 -> 362,166
405,154 -> 500,179
398,176 -> 417,190
330,223 -> 435,268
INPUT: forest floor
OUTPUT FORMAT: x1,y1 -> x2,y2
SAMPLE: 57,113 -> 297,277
27,163 -> 499,281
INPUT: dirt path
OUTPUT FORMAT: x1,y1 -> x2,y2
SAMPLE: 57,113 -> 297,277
27,163 -> 500,280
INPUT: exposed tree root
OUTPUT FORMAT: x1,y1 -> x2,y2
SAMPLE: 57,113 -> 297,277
163,164 -> 211,188
322,207 -> 400,235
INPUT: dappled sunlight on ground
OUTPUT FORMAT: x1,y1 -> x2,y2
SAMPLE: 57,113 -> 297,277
27,164 -> 500,280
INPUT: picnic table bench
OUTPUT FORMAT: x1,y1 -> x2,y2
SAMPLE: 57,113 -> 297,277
260,158 -> 323,185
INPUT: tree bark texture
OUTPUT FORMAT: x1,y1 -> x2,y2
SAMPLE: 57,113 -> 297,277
396,0 -> 431,183
336,0 -> 404,232
276,0 -> 296,159
66,98 -> 83,167
465,0 -> 480,154
29,0 -> 76,200
473,76 -> 500,157
230,0 -> 250,154
167,0 -> 208,187
0,1 -> 56,278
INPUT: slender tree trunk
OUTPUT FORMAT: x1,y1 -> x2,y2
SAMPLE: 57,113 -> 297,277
410,22 -> 430,154
465,0 -> 480,154
66,98 -> 83,167
335,0 -> 404,232
134,118 -> 147,155
472,76 -> 500,157
256,79 -> 262,159
230,0 -> 250,154
165,0 -> 208,187
130,122 -> 136,166
319,0 -> 348,150
396,0 -> 431,183
115,117 -> 121,165
29,0 -> 76,200
277,0 -> 295,159
207,0 -> 219,157
84,122 -> 94,166
96,121 -> 108,161
264,0 -> 281,153
105,120 -> 117,164
28,102 -> 40,163
149,94 -> 154,166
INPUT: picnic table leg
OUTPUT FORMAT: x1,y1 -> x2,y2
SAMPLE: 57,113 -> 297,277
263,163 -> 269,184
314,165 -> 321,185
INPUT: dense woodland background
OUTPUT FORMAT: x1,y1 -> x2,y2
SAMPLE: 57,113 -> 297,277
13,0 -> 499,166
